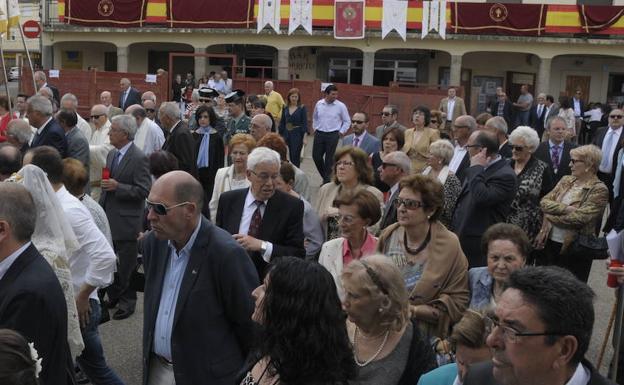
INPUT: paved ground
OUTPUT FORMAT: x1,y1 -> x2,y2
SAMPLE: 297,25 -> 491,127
99,138 -> 621,384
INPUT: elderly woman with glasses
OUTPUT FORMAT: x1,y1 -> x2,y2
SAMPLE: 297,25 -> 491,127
341,254 -> 435,385
403,106 -> 440,174
506,126 -> 553,249
537,144 -> 608,282
377,174 -> 469,339
422,139 -> 461,228
315,146 -> 384,241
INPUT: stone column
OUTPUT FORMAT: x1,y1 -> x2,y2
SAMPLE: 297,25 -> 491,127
277,49 -> 290,80
117,46 -> 129,73
536,57 -> 552,96
42,45 -> 53,69
450,54 -> 462,87
362,51 -> 375,86
194,47 -> 206,79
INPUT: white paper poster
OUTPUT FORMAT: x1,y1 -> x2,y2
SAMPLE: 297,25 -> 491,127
289,0 -> 313,35
382,0 -> 407,41
257,0 -> 281,34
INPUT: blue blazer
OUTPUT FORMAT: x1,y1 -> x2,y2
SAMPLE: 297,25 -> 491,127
418,363 -> 458,385
278,105 -> 308,136
341,132 -> 380,156
30,117 -> 68,157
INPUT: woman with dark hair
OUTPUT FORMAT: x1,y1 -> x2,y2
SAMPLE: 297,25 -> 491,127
193,104 -> 225,202
241,257 -> 356,385
403,106 -> 440,173
148,150 -> 179,180
0,329 -> 39,385
278,88 -> 308,167
377,174 -> 469,338
315,146 -> 384,241
371,127 -> 405,193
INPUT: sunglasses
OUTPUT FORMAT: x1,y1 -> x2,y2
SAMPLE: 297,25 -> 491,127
90,114 -> 104,119
394,197 -> 424,210
352,120 -> 365,124
511,145 -> 525,152
146,199 -> 192,215
145,108 -> 155,113
381,112 -> 392,116
610,115 -> 623,119
431,119 -> 438,123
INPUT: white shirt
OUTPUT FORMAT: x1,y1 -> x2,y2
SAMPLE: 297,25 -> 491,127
566,363 -> 590,385
447,98 -> 456,121
573,98 -> 582,117
134,117 -> 165,156
238,189 -> 273,262
76,114 -> 92,140
584,108 -> 603,122
56,186 -> 116,301
89,120 -> 113,184
449,143 -> 467,173
600,126 -> 622,174
312,98 -> 351,134
0,242 -> 31,281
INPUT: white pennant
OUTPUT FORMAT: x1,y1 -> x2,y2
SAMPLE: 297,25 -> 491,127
422,1 -> 430,39
257,0 -> 281,34
421,1 -> 447,40
382,0 -> 407,41
438,0 -> 447,39
289,0 -> 313,35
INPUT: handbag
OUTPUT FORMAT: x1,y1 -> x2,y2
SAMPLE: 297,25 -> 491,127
569,233 -> 609,260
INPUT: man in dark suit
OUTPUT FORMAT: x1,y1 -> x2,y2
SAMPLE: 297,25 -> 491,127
378,151 -> 410,232
593,109 -> 624,204
57,108 -> 89,173
484,116 -> 512,159
118,78 -> 141,111
451,131 -> 517,267
34,70 -> 60,105
464,267 -> 615,385
143,171 -> 258,385
341,111 -> 380,156
216,147 -> 305,278
0,183 -> 73,385
27,95 -> 67,157
534,116 -> 576,187
159,101 -> 197,177
100,115 -> 151,320
449,115 -> 476,183
529,93 -> 548,139
492,93 -> 513,128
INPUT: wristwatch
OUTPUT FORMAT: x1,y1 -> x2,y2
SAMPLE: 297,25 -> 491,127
260,241 -> 268,254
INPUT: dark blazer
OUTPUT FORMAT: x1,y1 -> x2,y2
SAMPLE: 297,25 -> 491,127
31,117 -> 68,157
100,143 -> 151,241
66,126 -> 90,171
278,105 -> 308,137
119,87 -> 142,111
380,187 -> 400,232
493,101 -> 513,127
341,132 -> 380,156
42,83 -> 60,105
0,243 -> 73,385
216,188 -> 305,278
499,141 -> 512,159
455,151 -> 471,183
593,126 -> 624,176
142,217 -> 259,385
464,360 -> 615,385
529,104 -> 547,138
162,120 -> 198,177
534,140 -> 576,186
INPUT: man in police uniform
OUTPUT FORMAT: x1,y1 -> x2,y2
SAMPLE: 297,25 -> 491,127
225,89 -> 251,144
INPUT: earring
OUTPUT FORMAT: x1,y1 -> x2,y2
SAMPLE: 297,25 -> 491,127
378,308 -> 383,313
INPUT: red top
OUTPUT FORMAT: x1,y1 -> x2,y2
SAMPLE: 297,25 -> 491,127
342,231 -> 378,266
0,112 -> 16,142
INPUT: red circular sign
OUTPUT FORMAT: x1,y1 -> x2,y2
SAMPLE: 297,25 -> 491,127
22,20 -> 41,39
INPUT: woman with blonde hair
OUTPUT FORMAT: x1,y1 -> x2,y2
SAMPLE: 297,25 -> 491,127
341,254 -> 435,385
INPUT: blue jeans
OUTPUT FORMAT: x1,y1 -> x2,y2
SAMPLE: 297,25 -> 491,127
77,299 -> 125,385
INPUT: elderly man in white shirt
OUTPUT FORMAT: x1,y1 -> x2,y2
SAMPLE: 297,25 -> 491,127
24,145 -> 123,384
125,104 -> 165,156
89,104 -> 114,201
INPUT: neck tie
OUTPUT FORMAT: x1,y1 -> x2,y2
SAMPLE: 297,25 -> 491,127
111,151 -> 122,173
551,145 -> 560,172
122,90 -> 128,106
353,137 -> 360,148
600,129 -> 616,172
538,105 -> 543,118
247,201 -> 264,238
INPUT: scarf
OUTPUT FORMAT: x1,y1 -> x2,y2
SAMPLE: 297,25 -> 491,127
196,125 -> 212,168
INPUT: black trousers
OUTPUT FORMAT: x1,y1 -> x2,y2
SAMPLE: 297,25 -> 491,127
106,240 -> 138,312
312,130 -> 340,183
542,239 -> 593,283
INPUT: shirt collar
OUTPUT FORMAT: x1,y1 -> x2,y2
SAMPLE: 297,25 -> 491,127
342,231 -> 376,260
245,188 -> 268,209
170,120 -> 181,134
354,131 -> 367,142
117,141 -> 133,157
168,217 -> 202,259
485,155 -> 502,170
0,242 -> 31,281
565,363 -> 590,385
390,183 -> 400,196
549,140 -> 563,149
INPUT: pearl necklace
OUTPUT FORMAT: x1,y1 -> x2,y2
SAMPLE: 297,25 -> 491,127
353,326 -> 390,367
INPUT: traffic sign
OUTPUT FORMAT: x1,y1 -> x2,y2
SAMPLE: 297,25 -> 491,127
22,20 -> 41,39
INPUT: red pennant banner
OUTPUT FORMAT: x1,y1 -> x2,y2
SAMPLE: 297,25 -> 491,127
451,2 -> 546,36
168,0 -> 253,28
334,0 -> 365,39
579,5 -> 624,32
63,0 -> 146,27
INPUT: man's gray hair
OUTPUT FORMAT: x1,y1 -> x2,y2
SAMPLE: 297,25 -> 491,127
191,89 -> 200,103
485,116 -> 508,136
61,93 -> 78,106
264,81 -> 274,88
129,105 -> 147,119
34,70 -> 46,82
385,151 -> 411,174
27,95 -> 53,116
0,183 -> 36,242
456,115 -> 477,131
509,126 -> 540,152
247,146 -> 281,171
252,114 -> 272,130
6,120 -> 33,145
159,102 -> 181,121
111,114 -> 138,141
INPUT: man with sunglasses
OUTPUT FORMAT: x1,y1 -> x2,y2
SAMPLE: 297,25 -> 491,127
375,105 -> 406,139
593,109 -> 624,207
378,151 -> 411,231
341,111 -> 380,156
143,170 -> 258,385
464,266 -> 613,385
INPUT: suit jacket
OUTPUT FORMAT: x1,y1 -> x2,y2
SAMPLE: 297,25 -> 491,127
119,87 -> 142,111
107,106 -> 124,118
464,360 -> 615,385
0,243 -> 73,385
42,83 -> 60,105
534,141 -> 575,186
31,118 -> 68,157
375,121 -> 407,139
493,101 -> 513,127
529,104 -> 548,138
66,126 -> 90,171
162,120 -> 198,177
455,151 -> 471,183
499,141 -> 512,159
99,143 -> 151,241
341,132 -> 380,156
439,96 -> 467,121
216,188 -> 305,278
593,126 -> 624,179
142,217 -> 259,385
380,186 -> 400,232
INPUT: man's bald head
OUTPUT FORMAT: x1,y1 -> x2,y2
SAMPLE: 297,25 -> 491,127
100,91 -> 112,107
141,91 -> 156,103
153,171 -> 204,213
0,144 -> 22,181
250,114 -> 272,141
6,119 -> 32,147
91,104 -> 107,116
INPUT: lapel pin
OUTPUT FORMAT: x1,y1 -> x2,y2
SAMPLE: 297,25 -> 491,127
192,269 -> 197,275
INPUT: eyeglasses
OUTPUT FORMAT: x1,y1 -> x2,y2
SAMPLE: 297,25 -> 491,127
394,197 -> 424,210
381,112 -> 392,117
352,120 -> 365,124
145,108 -> 155,113
336,160 -> 355,167
90,114 -> 104,119
610,115 -> 623,119
146,199 -> 192,216
336,214 -> 357,225
570,158 -> 584,164
511,145 -> 525,152
249,170 -> 279,182
484,315 -> 568,344
381,162 -> 398,169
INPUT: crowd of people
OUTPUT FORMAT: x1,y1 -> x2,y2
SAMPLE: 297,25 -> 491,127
0,70 -> 622,385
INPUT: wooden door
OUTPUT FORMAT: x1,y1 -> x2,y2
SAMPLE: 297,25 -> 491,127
565,75 -> 591,100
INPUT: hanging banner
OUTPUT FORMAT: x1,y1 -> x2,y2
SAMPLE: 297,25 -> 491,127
438,0 -> 447,39
422,1 -> 446,39
451,3 -> 546,36
382,0 -> 407,41
61,0 -> 147,27
580,5 -> 624,33
168,0 -> 253,28
546,5 -> 624,34
289,0 -> 312,34
257,0 -> 281,33
334,0 -> 365,39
